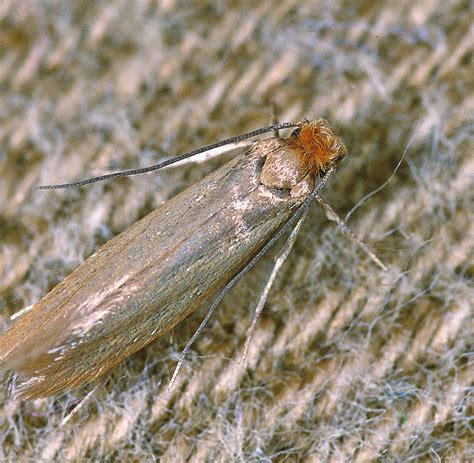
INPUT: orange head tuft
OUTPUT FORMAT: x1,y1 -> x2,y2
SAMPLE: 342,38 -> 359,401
287,119 -> 347,176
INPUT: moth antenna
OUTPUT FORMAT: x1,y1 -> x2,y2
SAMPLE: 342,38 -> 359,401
314,194 -> 388,272
37,121 -> 303,190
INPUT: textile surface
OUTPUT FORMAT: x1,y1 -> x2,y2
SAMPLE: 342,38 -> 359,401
0,1 -> 472,461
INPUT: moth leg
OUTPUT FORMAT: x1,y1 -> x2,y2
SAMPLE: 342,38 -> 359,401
60,379 -> 105,426
240,211 -> 306,366
315,194 -> 387,272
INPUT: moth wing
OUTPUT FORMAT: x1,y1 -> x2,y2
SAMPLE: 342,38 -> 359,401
1,276 -> 159,399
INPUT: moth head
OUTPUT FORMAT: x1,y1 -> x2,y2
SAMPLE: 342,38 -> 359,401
288,119 -> 347,177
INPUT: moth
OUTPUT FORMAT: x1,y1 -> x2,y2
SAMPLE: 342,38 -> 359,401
1,119 -> 380,400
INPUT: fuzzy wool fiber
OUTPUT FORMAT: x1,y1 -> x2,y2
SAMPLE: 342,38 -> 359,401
0,1 -> 472,461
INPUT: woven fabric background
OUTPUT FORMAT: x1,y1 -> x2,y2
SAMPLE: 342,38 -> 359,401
0,1 -> 472,461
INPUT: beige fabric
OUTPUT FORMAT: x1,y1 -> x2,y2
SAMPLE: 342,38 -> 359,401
0,1 -> 472,461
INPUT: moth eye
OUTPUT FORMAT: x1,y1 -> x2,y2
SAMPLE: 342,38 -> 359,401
290,128 -> 301,138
